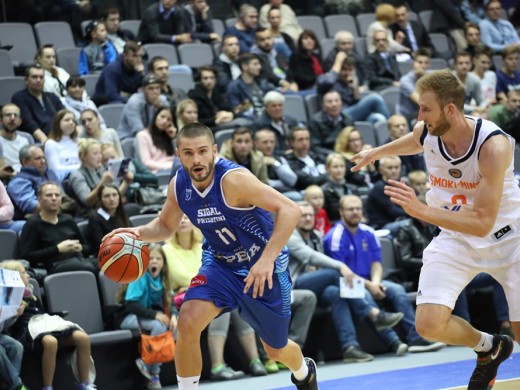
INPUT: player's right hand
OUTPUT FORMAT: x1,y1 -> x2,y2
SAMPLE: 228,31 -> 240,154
102,227 -> 140,242
350,148 -> 377,172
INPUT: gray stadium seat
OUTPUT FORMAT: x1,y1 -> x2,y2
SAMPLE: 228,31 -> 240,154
374,121 -> 389,146
34,22 -> 75,51
380,87 -> 400,115
215,128 -> 234,149
178,43 -> 214,69
354,37 -> 367,59
419,10 -> 433,32
225,17 -> 237,28
379,237 -> 398,279
430,58 -> 449,71
297,16 -> 327,41
120,20 -> 141,37
98,273 -> 120,306
354,121 -> 377,148
0,50 -> 14,77
121,137 -> 135,159
82,73 -> 99,98
397,61 -> 413,75
56,47 -> 81,75
129,214 -> 158,227
320,38 -> 336,60
0,230 -> 19,261
168,71 -> 194,93
324,14 -> 358,38
212,19 -> 225,38
0,23 -> 38,67
284,94 -> 308,123
304,94 -> 319,118
356,13 -> 375,36
143,43 -> 179,66
429,33 -> 453,59
0,76 -> 25,106
98,103 -> 125,130
16,131 -> 35,145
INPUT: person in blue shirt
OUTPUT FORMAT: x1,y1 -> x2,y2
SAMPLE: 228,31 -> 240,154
479,0 -> 520,53
223,4 -> 258,53
107,122 -> 319,390
78,20 -> 117,76
324,194 -> 446,354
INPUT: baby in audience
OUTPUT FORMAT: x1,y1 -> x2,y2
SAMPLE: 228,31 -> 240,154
303,185 -> 331,234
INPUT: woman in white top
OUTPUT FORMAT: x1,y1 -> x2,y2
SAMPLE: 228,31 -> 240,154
44,109 -> 81,180
79,108 -> 123,157
136,106 -> 177,173
34,45 -> 70,98
366,3 -> 410,55
61,76 -> 107,128
471,46 -> 497,108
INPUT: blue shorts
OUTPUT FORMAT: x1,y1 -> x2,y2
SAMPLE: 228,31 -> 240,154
184,251 -> 292,349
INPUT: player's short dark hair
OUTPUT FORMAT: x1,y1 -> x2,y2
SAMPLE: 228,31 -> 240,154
413,47 -> 432,59
177,122 -> 215,146
232,126 -> 253,140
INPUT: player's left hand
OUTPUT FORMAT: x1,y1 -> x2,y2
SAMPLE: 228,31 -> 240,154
243,258 -> 274,299
384,179 -> 424,218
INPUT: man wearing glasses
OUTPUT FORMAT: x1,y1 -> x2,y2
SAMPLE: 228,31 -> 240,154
0,104 -> 30,175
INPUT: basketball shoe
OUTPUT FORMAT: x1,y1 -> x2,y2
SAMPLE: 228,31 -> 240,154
468,334 -> 514,389
291,357 -> 319,390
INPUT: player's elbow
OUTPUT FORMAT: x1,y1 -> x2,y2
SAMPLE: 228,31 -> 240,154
474,218 -> 496,238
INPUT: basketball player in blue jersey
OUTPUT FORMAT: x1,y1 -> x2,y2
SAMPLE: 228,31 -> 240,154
351,69 -> 519,389
107,122 -> 319,390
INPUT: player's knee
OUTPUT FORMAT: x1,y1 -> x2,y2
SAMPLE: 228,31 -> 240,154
264,345 -> 284,361
415,309 -> 447,340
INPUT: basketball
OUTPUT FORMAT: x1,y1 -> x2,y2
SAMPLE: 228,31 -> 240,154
98,233 -> 150,284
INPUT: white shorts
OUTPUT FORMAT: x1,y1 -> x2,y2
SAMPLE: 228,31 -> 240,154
416,231 -> 520,321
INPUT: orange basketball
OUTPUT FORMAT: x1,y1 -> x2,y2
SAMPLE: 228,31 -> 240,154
98,233 -> 150,284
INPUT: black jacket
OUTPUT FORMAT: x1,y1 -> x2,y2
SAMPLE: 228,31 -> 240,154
308,110 -> 353,161
365,179 -> 409,229
365,51 -> 401,91
389,20 -> 434,54
188,83 -> 231,127
285,151 -> 327,190
138,4 -> 190,44
321,180 -> 358,222
252,112 -> 300,156
288,50 -> 324,90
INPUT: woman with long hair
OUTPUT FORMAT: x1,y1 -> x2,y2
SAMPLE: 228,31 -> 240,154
86,183 -> 130,253
175,98 -> 198,130
288,29 -> 324,91
34,45 -> 70,98
45,109 -> 81,180
79,108 -> 123,157
135,106 -> 177,173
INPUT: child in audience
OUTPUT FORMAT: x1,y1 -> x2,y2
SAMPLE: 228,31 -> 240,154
117,245 -> 177,390
303,185 -> 331,234
79,20 -> 117,75
0,260 -> 95,390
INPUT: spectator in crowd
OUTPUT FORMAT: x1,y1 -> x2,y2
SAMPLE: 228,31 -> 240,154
0,318 -> 27,390
452,51 -> 485,115
12,65 -> 65,144
220,127 -> 268,184
317,54 -> 389,124
250,28 -> 297,92
496,45 -> 520,103
175,98 -> 199,130
259,0 -> 302,42
118,245 -> 177,389
44,109 -> 81,181
213,35 -> 242,94
461,0 -> 487,24
285,127 -> 328,190
34,45 -> 70,98
20,181 -> 95,273
323,31 -> 365,85
136,106 -> 178,174
69,139 -> 133,217
86,183 -> 130,254
365,155 -> 409,235
1,260 -> 96,390
263,6 -> 296,61
227,53 -> 274,121
321,153 -> 358,222
383,115 -> 425,175
479,0 -> 520,53
253,91 -> 300,155
138,0 -> 192,45
101,5 -> 136,54
79,20 -> 118,75
188,66 -> 236,129
397,48 -> 432,124
407,169 -> 429,196
366,30 -> 401,91
335,126 -> 377,192
92,41 -> 145,105
487,89 -> 520,139
309,90 -> 354,161
118,74 -> 169,140
366,3 -> 410,55
79,109 -> 123,157
303,185 -> 331,235
7,145 -> 75,219
390,3 -> 434,56
0,180 -> 25,233
183,0 -> 220,43
288,30 -> 324,91
223,4 -> 258,53
147,56 -> 187,112
324,194 -> 446,354
253,128 -> 299,199
471,46 -> 497,107
464,23 -> 483,58
0,104 -> 30,173
430,0 -> 467,51
288,201 -> 406,363
61,76 -> 107,128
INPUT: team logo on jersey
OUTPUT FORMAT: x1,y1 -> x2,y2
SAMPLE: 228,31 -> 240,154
189,274 -> 207,288
185,189 -> 192,200
448,169 -> 462,178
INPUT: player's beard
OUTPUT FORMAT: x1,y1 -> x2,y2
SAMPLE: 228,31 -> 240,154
189,159 -> 215,183
428,111 -> 450,137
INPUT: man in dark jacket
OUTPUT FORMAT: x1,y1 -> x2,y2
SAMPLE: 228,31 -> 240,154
365,30 -> 401,91
137,0 -> 192,45
390,4 -> 434,56
183,0 -> 220,43
213,34 -> 241,94
101,5 -> 136,54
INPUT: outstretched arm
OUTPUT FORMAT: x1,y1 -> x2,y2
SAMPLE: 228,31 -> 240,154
384,135 -> 511,237
351,122 -> 424,172
223,169 -> 301,298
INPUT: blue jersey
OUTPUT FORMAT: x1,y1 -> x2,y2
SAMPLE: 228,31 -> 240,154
174,157 -> 288,275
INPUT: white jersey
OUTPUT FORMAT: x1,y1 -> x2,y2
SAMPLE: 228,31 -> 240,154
421,116 -> 520,248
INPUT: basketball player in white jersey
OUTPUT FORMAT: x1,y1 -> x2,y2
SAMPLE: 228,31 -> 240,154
351,69 -> 519,389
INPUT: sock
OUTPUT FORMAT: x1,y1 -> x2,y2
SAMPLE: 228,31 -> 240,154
177,375 -> 200,390
473,332 -> 494,352
211,364 -> 225,373
292,357 -> 309,382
